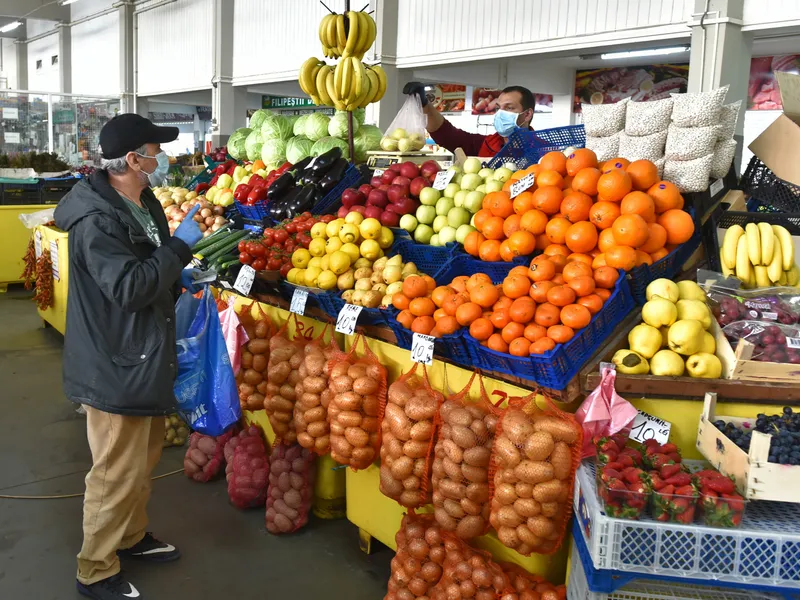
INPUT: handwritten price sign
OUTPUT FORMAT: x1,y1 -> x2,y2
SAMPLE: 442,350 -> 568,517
509,174 -> 535,198
410,333 -> 435,365
233,265 -> 255,295
290,288 -> 308,315
432,169 -> 456,191
335,303 -> 363,335
629,410 -> 671,445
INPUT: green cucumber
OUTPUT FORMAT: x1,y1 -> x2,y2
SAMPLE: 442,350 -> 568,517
200,230 -> 248,260
192,225 -> 232,252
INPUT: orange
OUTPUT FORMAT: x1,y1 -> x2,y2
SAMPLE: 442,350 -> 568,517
411,316 -> 436,335
568,275 -> 597,298
501,321 -> 525,344
455,301 -> 482,326
507,230 -> 536,257
650,247 -> 669,262
595,288 -> 612,302
605,245 -> 637,271
530,337 -> 556,355
647,181 -> 684,214
620,191 -> 656,223
536,169 -> 564,188
509,265 -> 530,279
524,323 -> 547,342
443,292 -> 469,316
529,258 -> 556,282
567,253 -> 594,266
640,223 -> 668,254
589,201 -> 621,231
392,292 -> 410,311
470,318 -> 494,341
562,175 -> 574,190
552,273 -> 565,285
534,303 -> 561,327
509,297 -> 536,323
450,276 -> 468,292
520,209 -> 548,234
539,151 -> 568,175
503,214 -> 522,238
486,191 -> 514,218
545,217 -> 572,245
470,282 -> 500,308
479,239 -> 502,262
572,167 -> 602,196
482,216 -> 506,240
612,214 -> 649,248
601,157 -> 631,172
561,304 -> 592,329
543,244 -> 569,258
490,309 -> 511,329
402,275 -> 429,299
466,273 -> 492,293
499,240 -> 515,262
431,286 -> 455,307
577,294 -> 604,315
547,324 -> 575,344
532,186 -> 563,215
509,337 -> 532,357
493,296 -> 513,311
464,231 -> 486,256
546,284 -> 577,307
561,192 -> 593,223
657,209 -> 695,245
564,222 -> 599,254
635,250 -> 653,266
473,208 -> 493,232
434,308 -> 448,321
626,160 -> 659,191
502,178 -> 518,193
562,261 -> 593,282
593,266 -> 620,289
513,191 -> 535,214
598,228 -> 617,253
566,148 -> 598,176
596,169 -> 632,202
422,275 -> 436,292
592,253 -> 607,269
409,297 -> 436,317
397,309 -> 414,329
436,315 -> 460,335
529,280 -> 555,303
485,333 -> 508,353
535,233 -> 550,251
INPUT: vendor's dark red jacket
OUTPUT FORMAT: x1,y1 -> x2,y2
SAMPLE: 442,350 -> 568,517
430,120 -> 506,157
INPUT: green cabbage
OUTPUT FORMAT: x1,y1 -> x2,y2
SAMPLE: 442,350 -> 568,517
310,136 -> 349,159
261,138 -> 287,165
285,115 -> 300,131
329,112 -> 358,138
353,125 -> 382,163
260,114 -> 293,141
293,114 -> 309,136
353,108 -> 366,126
249,109 -> 272,131
286,136 -> 314,164
227,127 -> 251,160
304,113 -> 330,142
244,130 -> 264,162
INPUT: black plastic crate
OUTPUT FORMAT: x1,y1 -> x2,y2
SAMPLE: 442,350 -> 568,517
40,177 -> 78,204
0,181 -> 41,205
739,155 -> 800,213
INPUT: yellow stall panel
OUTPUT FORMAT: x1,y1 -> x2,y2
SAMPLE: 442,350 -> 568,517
35,225 -> 69,335
0,204 -> 48,289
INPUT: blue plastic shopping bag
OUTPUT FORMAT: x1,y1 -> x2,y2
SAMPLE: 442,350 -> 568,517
174,288 -> 241,435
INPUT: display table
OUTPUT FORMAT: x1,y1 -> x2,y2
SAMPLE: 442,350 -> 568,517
0,205 -> 48,291
35,225 -> 68,335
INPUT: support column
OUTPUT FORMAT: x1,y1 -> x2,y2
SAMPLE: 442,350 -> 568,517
371,0 -> 409,131
118,0 -> 135,112
210,0 -> 235,147
57,24 -> 71,94
14,40 -> 27,90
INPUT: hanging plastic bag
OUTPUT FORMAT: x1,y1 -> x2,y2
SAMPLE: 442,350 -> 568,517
218,294 -> 249,375
294,323 -> 338,455
235,300 -> 274,411
380,363 -> 443,508
226,425 -> 269,509
380,94 -> 427,152
386,510 -> 446,600
574,366 -> 638,459
174,287 -> 241,435
264,314 -> 307,443
265,442 -> 316,534
18,208 -> 56,229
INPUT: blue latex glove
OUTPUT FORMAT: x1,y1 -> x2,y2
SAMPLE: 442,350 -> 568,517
180,268 -> 203,293
173,204 -> 203,248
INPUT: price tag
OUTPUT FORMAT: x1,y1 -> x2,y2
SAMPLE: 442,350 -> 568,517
335,303 -> 363,335
432,169 -> 455,191
2,107 -> 18,120
410,333 -> 435,365
233,264 -> 255,295
219,280 -> 232,289
509,174 -> 535,198
49,240 -> 59,281
290,288 -> 308,315
709,178 -> 724,196
787,337 -> 800,349
629,410 -> 671,445
373,168 -> 385,178
34,231 -> 42,258
762,311 -> 778,321
440,160 -> 453,168
5,132 -> 20,144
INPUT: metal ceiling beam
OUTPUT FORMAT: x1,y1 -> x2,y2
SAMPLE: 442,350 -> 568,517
0,0 -> 69,22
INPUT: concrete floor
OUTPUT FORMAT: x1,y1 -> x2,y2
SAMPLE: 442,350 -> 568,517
0,288 -> 391,599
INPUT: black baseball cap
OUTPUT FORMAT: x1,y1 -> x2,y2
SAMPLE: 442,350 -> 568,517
99,113 -> 179,159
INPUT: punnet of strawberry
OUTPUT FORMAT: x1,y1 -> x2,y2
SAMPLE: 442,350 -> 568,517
694,470 -> 747,528
594,434 -> 650,520
642,439 -> 683,470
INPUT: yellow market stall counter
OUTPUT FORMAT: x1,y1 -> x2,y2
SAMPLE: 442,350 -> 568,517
34,225 -> 68,335
0,205 -> 51,292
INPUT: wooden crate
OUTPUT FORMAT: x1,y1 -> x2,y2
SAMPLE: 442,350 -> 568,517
696,391 -> 800,502
729,338 -> 800,384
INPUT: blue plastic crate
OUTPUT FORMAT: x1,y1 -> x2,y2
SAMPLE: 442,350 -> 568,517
234,199 -> 269,221
326,293 -> 392,328
388,238 -> 460,280
463,270 -> 634,390
387,315 -> 472,366
487,125 -> 586,170
433,252 -> 528,285
311,164 -> 364,216
279,281 -> 340,319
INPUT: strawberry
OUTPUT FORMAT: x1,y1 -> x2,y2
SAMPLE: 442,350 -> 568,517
675,506 -> 696,524
643,439 -> 660,449
659,443 -> 678,454
622,467 -> 646,485
597,448 -> 618,465
660,463 -> 681,479
672,497 -> 690,514
620,448 -> 643,465
600,468 -> 622,482
665,473 -> 692,487
649,454 -> 675,470
617,454 -> 635,468
659,484 -> 675,497
648,472 -> 666,491
607,478 -> 627,491
594,437 -> 619,453
611,432 -> 629,448
722,492 -> 745,512
667,451 -> 682,463
694,469 -> 720,480
675,485 -> 696,497
707,477 -> 736,494
628,482 -> 649,495
604,461 -> 625,471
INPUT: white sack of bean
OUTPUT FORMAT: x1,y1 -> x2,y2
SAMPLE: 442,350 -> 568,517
431,373 -> 498,540
489,397 -> 581,555
263,317 -> 307,442
265,442 -> 316,534
235,302 -> 274,411
226,425 -> 269,509
183,428 -> 237,483
386,511 -> 446,600
429,532 -> 510,600
294,327 -> 338,455
326,335 -> 386,470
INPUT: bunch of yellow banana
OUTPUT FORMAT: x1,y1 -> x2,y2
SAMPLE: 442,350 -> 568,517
298,57 -> 326,106
720,222 -> 799,288
300,55 -> 386,110
319,11 -> 376,60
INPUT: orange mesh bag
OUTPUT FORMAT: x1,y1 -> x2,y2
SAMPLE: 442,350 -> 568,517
489,392 -> 582,556
430,532 -> 511,600
432,370 -> 500,540
499,563 -> 566,600
265,442 -> 316,534
380,364 -> 444,508
386,510 -> 446,600
326,333 -> 386,470
263,314 -> 307,442
235,300 -> 274,411
293,322 -> 338,455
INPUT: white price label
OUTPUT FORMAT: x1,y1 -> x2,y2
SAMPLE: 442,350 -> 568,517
49,240 -> 59,281
373,168 -> 385,178
432,169 -> 455,191
335,303 -> 363,335
787,337 -> 800,349
5,132 -> 20,144
410,333 -> 435,365
762,311 -> 778,321
219,280 -> 232,289
2,107 -> 18,120
709,178 -> 724,196
233,264 -> 255,295
34,231 -> 42,258
440,161 -> 453,168
290,288 -> 309,315
629,410 -> 671,445
509,174 -> 535,198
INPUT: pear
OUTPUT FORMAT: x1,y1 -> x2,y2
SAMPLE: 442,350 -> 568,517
700,331 -> 716,354
677,280 -> 706,301
659,326 -> 671,348
685,352 -> 723,379
676,299 -> 712,330
386,254 -> 403,267
628,324 -> 662,359
337,270 -> 355,291
646,278 -> 679,303
668,319 -> 705,356
641,297 -> 678,328
612,349 -> 650,374
650,349 -> 685,377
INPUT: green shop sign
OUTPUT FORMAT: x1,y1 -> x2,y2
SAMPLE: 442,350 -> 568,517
262,95 -> 315,109
53,109 -> 75,124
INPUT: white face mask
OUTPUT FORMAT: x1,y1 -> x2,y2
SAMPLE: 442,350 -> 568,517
137,151 -> 169,186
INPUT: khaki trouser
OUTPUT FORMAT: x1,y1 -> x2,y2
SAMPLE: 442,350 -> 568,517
77,406 -> 165,585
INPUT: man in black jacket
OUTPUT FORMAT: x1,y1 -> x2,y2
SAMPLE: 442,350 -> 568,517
55,114 -> 203,600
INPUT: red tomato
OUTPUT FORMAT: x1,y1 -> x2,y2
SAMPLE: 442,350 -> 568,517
262,231 -> 274,246
237,240 -> 248,253
274,229 -> 289,244
301,211 -> 312,219
251,258 -> 266,271
285,222 -> 297,234
238,252 -> 253,264
284,240 -> 296,253
267,257 -> 282,270
250,244 -> 267,258
320,214 -> 335,223
279,262 -> 292,277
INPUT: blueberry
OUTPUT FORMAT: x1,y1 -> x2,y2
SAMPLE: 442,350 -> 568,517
784,407 -> 793,415
714,420 -> 726,430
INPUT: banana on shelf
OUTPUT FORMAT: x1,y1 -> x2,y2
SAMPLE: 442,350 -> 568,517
299,55 -> 386,110
720,222 -> 799,289
319,10 -> 376,60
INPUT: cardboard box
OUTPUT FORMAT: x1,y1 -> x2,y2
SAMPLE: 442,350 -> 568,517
748,71 -> 800,187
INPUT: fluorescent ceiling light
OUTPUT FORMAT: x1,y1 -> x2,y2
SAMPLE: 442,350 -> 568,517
59,0 -> 80,5
0,21 -> 22,33
600,46 -> 689,60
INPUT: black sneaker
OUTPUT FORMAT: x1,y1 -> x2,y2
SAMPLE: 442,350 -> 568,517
77,574 -> 142,599
118,532 -> 181,562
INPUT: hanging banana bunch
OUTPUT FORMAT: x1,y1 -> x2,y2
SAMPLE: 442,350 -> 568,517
319,10 -> 376,60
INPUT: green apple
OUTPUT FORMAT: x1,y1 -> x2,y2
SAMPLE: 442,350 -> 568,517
456,224 -> 476,244
454,189 -> 469,208
444,183 -> 460,198
391,128 -> 408,141
414,224 -> 434,244
416,205 -> 436,225
436,197 -> 455,216
464,191 -> 485,213
399,214 -> 418,233
433,215 -> 449,233
439,226 -> 457,244
493,167 -> 514,182
447,165 -> 462,176
478,167 -> 494,179
485,179 -> 504,193
460,173 -> 482,191
476,184 -> 486,193
447,206 -> 471,228
419,187 -> 441,206
463,157 -> 482,174
453,172 -> 464,185
429,234 -> 440,247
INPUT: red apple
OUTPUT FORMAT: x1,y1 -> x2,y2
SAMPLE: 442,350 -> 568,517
351,204 -> 367,215
337,205 -> 350,218
370,176 -> 383,187
388,162 -> 402,173
380,170 -> 396,185
388,196 -> 418,215
378,184 -> 391,192
358,183 -> 373,197
410,176 -> 428,198
420,160 -> 440,180
391,175 -> 412,188
364,205 -> 383,220
367,189 -> 389,208
341,188 -> 365,208
380,210 -> 400,227
399,161 -> 420,179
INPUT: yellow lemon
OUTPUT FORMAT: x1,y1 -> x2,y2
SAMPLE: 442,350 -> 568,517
308,256 -> 322,270
360,239 -> 381,260
286,268 -> 300,283
377,226 -> 394,249
325,236 -> 343,254
339,223 -> 360,244
319,254 -> 330,272
317,270 -> 337,290
340,242 -> 360,263
325,218 -> 344,239
304,266 -> 322,287
359,217 -> 382,240
308,237 -> 326,257
291,248 -> 311,268
310,222 -> 328,239
345,211 -> 364,226
329,250 -> 352,275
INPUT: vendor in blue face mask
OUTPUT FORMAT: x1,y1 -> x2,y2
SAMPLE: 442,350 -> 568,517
404,84 -> 536,157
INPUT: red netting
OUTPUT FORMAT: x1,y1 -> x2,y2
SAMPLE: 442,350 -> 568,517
430,531 -> 511,600
226,425 -> 269,509
385,510 -> 446,600
380,364 -> 443,508
498,563 -> 566,600
265,442 -> 316,534
488,392 -> 582,556
236,300 -> 275,411
432,370 -> 500,539
184,427 -> 237,482
326,333 -> 386,470
293,323 -> 338,455
264,314 -> 307,443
